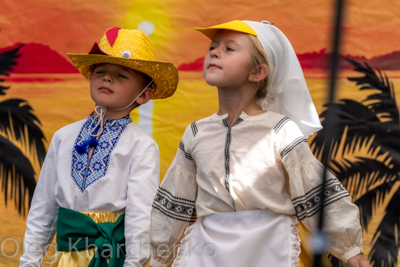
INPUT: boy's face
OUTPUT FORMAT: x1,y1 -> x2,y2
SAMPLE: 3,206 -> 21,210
89,63 -> 146,111
203,30 -> 253,89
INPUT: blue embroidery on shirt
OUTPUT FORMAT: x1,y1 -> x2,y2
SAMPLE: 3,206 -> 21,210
71,115 -> 131,192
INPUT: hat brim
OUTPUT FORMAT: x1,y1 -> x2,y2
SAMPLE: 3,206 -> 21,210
67,53 -> 179,99
195,20 -> 258,40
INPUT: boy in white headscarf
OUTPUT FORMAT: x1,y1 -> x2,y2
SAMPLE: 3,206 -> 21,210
149,20 -> 370,267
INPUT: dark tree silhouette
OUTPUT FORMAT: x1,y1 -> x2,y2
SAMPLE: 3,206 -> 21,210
311,58 -> 400,267
0,44 -> 46,216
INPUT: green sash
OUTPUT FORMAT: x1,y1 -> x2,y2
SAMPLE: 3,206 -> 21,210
56,207 -> 126,267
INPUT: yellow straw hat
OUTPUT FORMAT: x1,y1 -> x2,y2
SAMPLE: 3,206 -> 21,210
67,27 -> 179,99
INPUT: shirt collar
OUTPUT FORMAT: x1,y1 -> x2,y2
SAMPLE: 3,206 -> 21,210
88,113 -> 132,127
210,111 -> 269,123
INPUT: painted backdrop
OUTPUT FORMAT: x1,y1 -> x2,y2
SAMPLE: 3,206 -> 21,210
1,0 -> 400,266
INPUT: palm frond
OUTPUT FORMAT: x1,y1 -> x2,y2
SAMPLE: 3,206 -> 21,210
312,100 -> 382,162
369,188 -> 400,267
0,44 -> 22,95
0,99 -> 46,164
0,135 -> 36,216
346,58 -> 392,95
329,157 -> 397,231
346,58 -> 400,169
330,157 -> 396,190
0,44 -> 22,76
313,59 -> 400,169
353,177 -> 396,232
0,85 -> 10,96
312,58 -> 400,267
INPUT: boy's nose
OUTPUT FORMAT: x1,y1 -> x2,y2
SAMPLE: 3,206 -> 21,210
103,73 -> 113,82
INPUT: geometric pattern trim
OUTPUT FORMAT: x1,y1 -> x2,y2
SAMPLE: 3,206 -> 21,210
152,187 -> 197,222
292,178 -> 350,220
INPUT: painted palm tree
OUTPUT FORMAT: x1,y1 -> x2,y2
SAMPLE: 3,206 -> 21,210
310,58 -> 400,267
0,44 -> 46,216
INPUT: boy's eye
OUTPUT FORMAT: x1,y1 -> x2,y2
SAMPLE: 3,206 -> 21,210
209,46 -> 215,51
227,47 -> 234,51
119,74 -> 127,79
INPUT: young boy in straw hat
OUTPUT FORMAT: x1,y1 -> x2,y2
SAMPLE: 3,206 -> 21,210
20,27 -> 178,267
149,20 -> 370,267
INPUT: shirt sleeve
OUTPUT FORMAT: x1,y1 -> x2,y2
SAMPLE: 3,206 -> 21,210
277,120 -> 364,263
124,139 -> 160,267
150,127 -> 198,267
20,134 -> 60,267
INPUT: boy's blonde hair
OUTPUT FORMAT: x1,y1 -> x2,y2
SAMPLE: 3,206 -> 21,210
248,34 -> 269,102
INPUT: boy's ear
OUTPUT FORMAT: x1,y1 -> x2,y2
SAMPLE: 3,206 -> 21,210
248,64 -> 269,82
136,88 -> 153,105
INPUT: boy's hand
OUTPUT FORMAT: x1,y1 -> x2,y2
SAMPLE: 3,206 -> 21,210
347,254 -> 371,267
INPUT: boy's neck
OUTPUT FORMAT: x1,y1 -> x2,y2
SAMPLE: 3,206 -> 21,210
92,107 -> 132,121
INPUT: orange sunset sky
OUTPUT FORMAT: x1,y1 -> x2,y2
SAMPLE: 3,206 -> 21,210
2,0 -> 400,67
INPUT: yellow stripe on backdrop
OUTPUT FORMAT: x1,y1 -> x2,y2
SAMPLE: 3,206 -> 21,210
1,0 -> 400,266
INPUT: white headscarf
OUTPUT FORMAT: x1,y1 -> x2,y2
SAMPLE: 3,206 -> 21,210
243,20 -> 322,138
